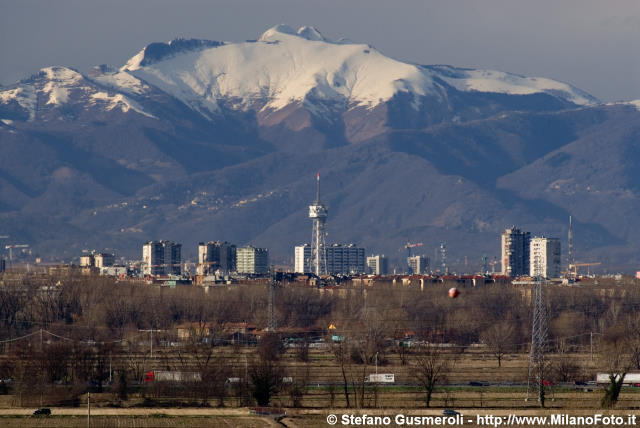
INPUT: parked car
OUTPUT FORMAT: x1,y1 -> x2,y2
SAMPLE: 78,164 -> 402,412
443,409 -> 460,416
33,408 -> 51,416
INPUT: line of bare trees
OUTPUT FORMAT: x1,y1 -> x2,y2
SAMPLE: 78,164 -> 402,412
2,273 -> 640,408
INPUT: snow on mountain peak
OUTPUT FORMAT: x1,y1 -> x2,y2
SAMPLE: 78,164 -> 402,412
0,66 -> 86,119
258,24 -> 297,41
259,25 -> 327,42
90,92 -> 156,118
110,25 -> 600,120
41,66 -> 83,84
39,67 -> 84,106
296,26 -> 326,41
122,26 -> 435,116
430,66 -> 598,106
122,38 -> 224,71
607,99 -> 640,111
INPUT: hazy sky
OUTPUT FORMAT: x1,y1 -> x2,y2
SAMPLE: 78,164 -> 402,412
1,0 -> 639,102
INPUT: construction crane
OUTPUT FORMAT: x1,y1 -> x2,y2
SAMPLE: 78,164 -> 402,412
567,262 -> 601,279
5,244 -> 29,267
404,241 -> 423,274
489,257 -> 499,274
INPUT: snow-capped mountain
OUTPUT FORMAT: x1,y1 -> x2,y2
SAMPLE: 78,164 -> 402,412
0,66 -> 154,123
2,25 -> 640,269
118,24 -> 596,114
1,24 -> 598,138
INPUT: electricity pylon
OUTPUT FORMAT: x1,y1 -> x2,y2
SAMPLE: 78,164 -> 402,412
526,278 -> 549,406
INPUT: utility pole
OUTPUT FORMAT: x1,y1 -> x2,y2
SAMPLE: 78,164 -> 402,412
267,272 -> 277,332
139,329 -> 163,358
589,332 -> 602,363
87,391 -> 91,428
526,278 -> 549,406
375,352 -> 378,375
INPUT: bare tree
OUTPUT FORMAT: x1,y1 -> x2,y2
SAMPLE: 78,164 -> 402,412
331,340 -> 351,408
249,356 -> 283,407
553,340 -> 579,382
481,320 -> 516,367
600,326 -> 633,408
414,345 -> 453,408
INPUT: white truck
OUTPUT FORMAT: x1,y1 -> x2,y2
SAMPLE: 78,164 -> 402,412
144,370 -> 201,382
365,373 -> 395,383
596,373 -> 640,385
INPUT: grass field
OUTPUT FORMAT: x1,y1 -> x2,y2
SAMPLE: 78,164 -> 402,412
4,409 -> 640,428
0,415 -> 275,427
0,346 -> 631,427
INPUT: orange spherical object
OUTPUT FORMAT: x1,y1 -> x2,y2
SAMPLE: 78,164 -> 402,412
448,287 -> 460,298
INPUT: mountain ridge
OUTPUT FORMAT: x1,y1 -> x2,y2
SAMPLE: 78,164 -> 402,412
0,26 -> 639,271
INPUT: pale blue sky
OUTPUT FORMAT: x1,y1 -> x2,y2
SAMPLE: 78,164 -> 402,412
1,0 -> 639,101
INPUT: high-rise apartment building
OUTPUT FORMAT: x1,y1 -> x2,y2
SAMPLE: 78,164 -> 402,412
501,227 -> 531,277
236,246 -> 269,275
325,244 -> 365,275
407,255 -> 429,275
294,244 -> 312,274
366,255 -> 389,275
142,241 -> 182,276
197,241 -> 236,275
294,243 -> 366,275
79,252 -> 115,268
94,253 -> 114,268
530,237 -> 561,279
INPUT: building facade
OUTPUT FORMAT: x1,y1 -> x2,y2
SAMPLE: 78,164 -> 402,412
294,244 -> 311,274
79,255 -> 93,267
79,253 -> 115,268
94,253 -> 115,268
501,227 -> 531,277
407,255 -> 429,275
142,241 -> 182,276
295,243 -> 366,275
236,246 -> 269,275
530,237 -> 561,279
366,255 -> 389,275
325,244 -> 366,275
197,241 -> 236,275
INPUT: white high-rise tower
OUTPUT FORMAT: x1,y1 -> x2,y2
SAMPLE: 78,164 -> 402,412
309,173 -> 327,275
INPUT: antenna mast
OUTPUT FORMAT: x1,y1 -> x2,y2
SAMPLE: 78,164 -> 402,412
568,215 -> 574,270
309,173 -> 328,275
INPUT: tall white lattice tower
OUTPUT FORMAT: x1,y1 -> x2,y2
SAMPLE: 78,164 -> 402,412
309,173 -> 328,276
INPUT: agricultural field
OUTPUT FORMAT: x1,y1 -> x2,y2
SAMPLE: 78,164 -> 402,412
1,272 -> 639,427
